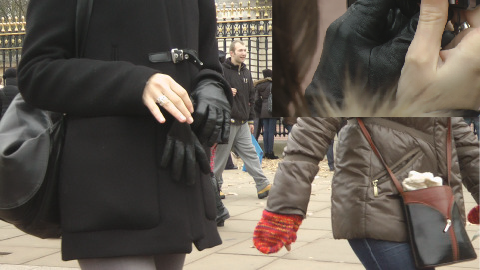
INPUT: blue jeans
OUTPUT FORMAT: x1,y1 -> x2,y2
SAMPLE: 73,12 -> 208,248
327,140 -> 334,170
348,239 -> 435,270
464,117 -> 479,141
262,118 -> 277,154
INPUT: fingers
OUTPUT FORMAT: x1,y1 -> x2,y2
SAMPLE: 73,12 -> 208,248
200,106 -> 217,146
143,73 -> 194,124
406,0 -> 448,68
205,108 -> 222,147
285,244 -> 291,251
220,110 -> 231,144
191,102 -> 209,132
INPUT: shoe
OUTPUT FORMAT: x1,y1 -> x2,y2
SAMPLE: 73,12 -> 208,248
329,167 -> 335,171
265,153 -> 279,159
225,165 -> 238,170
219,191 -> 226,199
257,184 -> 271,199
216,207 -> 230,227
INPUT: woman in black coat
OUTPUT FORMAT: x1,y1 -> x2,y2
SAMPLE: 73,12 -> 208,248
254,69 -> 278,159
18,0 -> 232,269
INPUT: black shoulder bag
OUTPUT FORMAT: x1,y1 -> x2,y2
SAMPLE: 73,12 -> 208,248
357,118 -> 477,269
0,0 -> 93,239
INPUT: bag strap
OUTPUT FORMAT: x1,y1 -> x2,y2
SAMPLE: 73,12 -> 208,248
75,0 -> 94,57
357,118 -> 452,195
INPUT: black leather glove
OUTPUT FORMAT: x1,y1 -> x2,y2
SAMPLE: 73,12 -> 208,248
305,0 -> 420,114
160,121 -> 211,185
191,78 -> 231,147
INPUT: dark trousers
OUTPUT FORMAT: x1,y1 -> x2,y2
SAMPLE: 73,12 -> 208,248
327,140 -> 334,170
262,118 -> 277,154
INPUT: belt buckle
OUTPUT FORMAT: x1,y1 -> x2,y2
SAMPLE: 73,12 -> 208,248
171,48 -> 184,64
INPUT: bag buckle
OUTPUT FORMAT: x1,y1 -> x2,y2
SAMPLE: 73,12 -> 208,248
171,48 -> 184,64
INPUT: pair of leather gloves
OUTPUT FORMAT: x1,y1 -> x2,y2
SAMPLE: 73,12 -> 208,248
304,0 -> 455,115
160,73 -> 233,186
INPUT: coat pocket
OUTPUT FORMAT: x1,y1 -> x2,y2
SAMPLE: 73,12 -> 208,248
59,116 -> 161,233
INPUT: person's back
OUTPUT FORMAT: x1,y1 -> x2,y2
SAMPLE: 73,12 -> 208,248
254,117 -> 479,270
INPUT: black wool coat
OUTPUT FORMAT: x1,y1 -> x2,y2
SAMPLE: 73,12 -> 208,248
253,78 -> 272,119
0,78 -> 19,117
18,0 -> 225,261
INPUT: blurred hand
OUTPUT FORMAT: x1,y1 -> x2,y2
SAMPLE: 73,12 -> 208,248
468,205 -> 479,224
143,73 -> 194,124
232,88 -> 237,97
396,0 -> 480,112
305,0 -> 420,112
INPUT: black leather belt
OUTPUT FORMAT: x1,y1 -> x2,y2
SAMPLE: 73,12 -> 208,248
231,119 -> 247,125
149,48 -> 203,68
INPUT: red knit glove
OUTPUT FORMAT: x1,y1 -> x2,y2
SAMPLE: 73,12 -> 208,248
253,210 -> 303,254
468,205 -> 479,225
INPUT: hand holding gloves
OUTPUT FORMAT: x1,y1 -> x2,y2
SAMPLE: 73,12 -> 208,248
160,121 -> 210,185
253,210 -> 303,254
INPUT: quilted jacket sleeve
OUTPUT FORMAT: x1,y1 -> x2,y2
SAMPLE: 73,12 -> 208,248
266,117 -> 342,217
452,117 -> 479,204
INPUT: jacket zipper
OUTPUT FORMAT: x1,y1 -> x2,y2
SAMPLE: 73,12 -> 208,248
372,180 -> 379,197
444,200 -> 458,261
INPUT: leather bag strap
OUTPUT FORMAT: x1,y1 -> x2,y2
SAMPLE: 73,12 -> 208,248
357,118 -> 452,195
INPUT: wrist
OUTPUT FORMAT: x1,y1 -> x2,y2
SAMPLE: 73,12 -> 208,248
262,210 -> 303,227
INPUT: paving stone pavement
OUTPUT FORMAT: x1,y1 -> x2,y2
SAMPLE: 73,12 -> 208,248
0,145 -> 478,269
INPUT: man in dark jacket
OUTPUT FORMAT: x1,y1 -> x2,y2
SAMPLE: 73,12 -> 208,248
213,40 -> 271,199
0,68 -> 19,118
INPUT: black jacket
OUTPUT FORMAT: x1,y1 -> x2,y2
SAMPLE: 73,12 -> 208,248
18,0 -> 223,260
254,78 -> 273,119
0,78 -> 19,118
222,58 -> 255,122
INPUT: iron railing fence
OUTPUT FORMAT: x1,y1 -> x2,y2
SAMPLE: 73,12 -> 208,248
215,1 -> 272,81
0,16 -> 25,74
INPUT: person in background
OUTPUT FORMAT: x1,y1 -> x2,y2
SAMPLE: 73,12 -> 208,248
463,116 -> 479,141
214,40 -> 271,199
0,68 -> 19,119
253,117 -> 479,270
254,68 -> 278,159
18,0 -> 232,269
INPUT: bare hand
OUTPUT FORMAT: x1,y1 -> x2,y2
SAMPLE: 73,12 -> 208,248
249,124 -> 254,134
232,88 -> 237,97
143,74 -> 194,123
396,0 -> 480,112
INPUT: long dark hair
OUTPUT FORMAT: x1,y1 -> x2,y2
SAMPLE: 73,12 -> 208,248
272,0 -> 319,117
